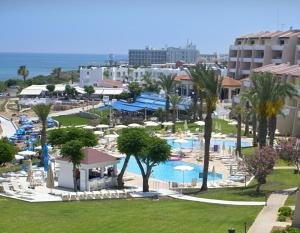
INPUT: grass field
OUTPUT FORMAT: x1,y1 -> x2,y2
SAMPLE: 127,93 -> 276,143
285,192 -> 297,206
184,169 -> 300,202
0,197 -> 261,233
53,114 -> 93,126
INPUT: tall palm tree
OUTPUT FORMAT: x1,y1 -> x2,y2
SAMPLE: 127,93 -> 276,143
17,65 -> 29,83
252,72 -> 297,147
242,90 -> 258,147
267,77 -> 297,146
32,104 -> 52,166
198,66 -> 222,191
232,104 -> 242,156
169,94 -> 183,133
158,74 -> 177,121
189,64 -> 207,121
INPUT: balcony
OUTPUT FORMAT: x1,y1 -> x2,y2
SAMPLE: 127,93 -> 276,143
229,68 -> 236,73
242,57 -> 252,62
229,57 -> 237,62
297,45 -> 300,51
272,45 -> 284,51
241,70 -> 251,75
297,59 -> 300,64
253,45 -> 265,50
253,58 -> 264,63
241,45 -> 253,50
272,58 -> 282,64
230,45 -> 240,50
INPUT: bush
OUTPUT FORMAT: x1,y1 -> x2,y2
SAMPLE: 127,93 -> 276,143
0,140 -> 16,165
286,226 -> 300,233
278,215 -> 286,222
279,206 -> 292,217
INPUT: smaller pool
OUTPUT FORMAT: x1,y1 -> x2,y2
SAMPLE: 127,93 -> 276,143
167,138 -> 251,149
118,157 -> 222,183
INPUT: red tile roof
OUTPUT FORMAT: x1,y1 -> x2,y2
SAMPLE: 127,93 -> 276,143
253,64 -> 300,77
99,79 -> 123,88
222,77 -> 241,87
58,147 -> 118,165
174,75 -> 191,81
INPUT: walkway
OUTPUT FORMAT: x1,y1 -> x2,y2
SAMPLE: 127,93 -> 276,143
0,115 -> 16,138
169,193 -> 266,206
50,103 -> 103,117
248,188 -> 297,233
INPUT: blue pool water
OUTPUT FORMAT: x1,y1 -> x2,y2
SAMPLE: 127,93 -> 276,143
167,138 -> 251,149
118,157 -> 222,183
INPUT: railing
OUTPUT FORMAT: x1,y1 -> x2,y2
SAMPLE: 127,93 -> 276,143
89,177 -> 117,191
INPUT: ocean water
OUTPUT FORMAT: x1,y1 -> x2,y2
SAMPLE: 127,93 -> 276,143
0,52 -> 127,80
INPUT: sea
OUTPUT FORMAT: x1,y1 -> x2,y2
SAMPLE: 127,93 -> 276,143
0,52 -> 128,80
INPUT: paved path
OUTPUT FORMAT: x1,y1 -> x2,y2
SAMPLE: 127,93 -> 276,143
169,193 -> 266,206
248,188 -> 297,233
0,115 -> 16,138
50,103 -> 103,117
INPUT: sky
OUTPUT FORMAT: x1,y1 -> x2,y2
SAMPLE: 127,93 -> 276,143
1,0 -> 300,55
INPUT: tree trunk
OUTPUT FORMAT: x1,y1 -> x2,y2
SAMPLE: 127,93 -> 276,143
193,93 -> 198,121
252,112 -> 258,147
166,95 -> 170,122
258,115 -> 268,147
269,115 -> 276,147
244,113 -> 249,136
237,112 -> 242,157
134,156 -> 150,192
117,154 -> 130,189
73,164 -> 78,192
198,94 -> 203,120
172,107 -> 176,133
40,122 -> 46,166
200,112 -> 212,191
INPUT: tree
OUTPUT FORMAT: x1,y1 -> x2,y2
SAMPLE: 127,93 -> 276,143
0,139 -> 16,166
135,136 -> 171,192
154,107 -> 165,126
46,84 -> 55,97
189,64 -> 207,121
32,104 -> 52,166
117,128 -> 148,188
142,72 -> 159,93
277,137 -> 300,172
52,67 -> 62,79
103,70 -> 110,79
242,90 -> 258,147
17,65 -> 29,83
169,94 -> 183,133
244,146 -> 276,193
251,72 -> 297,147
158,74 -> 177,121
198,66 -> 222,191
128,82 -> 142,101
0,81 -> 6,93
61,140 -> 84,192
267,78 -> 297,146
48,127 -> 98,148
232,104 -> 242,156
84,85 -> 95,100
65,84 -> 77,98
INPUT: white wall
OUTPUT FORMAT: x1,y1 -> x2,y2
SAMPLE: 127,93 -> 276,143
57,162 -> 75,190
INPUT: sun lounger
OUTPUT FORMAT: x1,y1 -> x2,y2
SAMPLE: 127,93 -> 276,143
61,193 -> 70,201
1,182 -> 14,196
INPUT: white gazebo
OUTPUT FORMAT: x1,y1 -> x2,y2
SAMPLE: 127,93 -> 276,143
57,147 -> 120,191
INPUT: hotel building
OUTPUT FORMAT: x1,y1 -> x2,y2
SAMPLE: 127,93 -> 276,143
228,30 -> 300,79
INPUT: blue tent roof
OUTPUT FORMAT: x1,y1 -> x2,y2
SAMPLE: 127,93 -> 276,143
110,101 -> 144,112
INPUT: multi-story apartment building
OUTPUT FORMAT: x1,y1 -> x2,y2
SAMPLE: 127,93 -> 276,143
166,43 -> 200,63
128,47 -> 167,66
199,53 -> 228,63
240,63 -> 300,136
228,29 -> 300,79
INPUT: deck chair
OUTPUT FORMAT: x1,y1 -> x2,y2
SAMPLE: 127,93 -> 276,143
1,182 -> 14,196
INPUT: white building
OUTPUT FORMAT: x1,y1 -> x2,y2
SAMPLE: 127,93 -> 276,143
166,43 -> 200,63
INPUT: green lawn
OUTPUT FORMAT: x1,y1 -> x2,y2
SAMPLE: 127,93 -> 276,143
285,192 -> 297,206
184,169 -> 300,202
0,197 -> 261,233
53,114 -> 93,126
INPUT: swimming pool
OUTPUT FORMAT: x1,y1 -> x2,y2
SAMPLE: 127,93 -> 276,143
118,157 -> 222,183
167,138 -> 251,149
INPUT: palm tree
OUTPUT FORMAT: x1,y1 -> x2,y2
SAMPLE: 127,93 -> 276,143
242,90 -> 258,147
252,72 -> 297,147
169,94 -> 183,133
232,105 -> 242,156
142,72 -> 159,93
267,77 -> 297,146
52,67 -> 62,79
17,65 -> 29,83
32,104 -> 52,166
189,64 -> 207,121
158,74 -> 177,121
198,66 -> 222,191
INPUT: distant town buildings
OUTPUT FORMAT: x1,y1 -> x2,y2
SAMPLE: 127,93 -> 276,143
128,43 -> 200,66
228,29 -> 300,79
198,53 -> 228,63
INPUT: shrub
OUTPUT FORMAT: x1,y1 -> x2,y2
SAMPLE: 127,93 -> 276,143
279,206 -> 292,217
286,226 -> 300,233
278,215 -> 286,222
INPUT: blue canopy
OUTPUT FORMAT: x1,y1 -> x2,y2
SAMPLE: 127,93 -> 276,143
110,101 -> 144,112
44,144 -> 49,172
9,135 -> 17,141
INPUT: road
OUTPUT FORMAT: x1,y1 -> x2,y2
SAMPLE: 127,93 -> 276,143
0,115 -> 16,138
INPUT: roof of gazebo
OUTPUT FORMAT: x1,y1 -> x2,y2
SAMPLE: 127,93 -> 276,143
57,147 -> 119,165
222,77 -> 241,88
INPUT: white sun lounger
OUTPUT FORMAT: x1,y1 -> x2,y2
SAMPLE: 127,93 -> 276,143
1,182 -> 14,196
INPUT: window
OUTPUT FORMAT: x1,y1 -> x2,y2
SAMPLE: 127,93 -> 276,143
87,71 -> 89,75
280,39 -> 285,45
